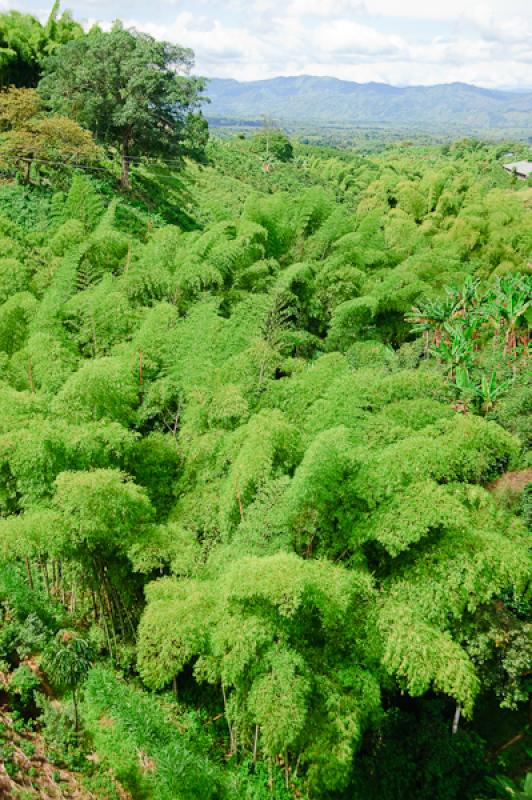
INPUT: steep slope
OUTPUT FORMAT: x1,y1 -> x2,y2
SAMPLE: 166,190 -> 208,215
0,709 -> 103,799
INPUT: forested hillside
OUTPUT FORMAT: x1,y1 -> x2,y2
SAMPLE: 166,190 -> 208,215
207,76 -> 532,137
0,8 -> 531,800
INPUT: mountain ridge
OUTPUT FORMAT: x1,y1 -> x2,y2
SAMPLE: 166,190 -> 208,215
205,75 -> 532,130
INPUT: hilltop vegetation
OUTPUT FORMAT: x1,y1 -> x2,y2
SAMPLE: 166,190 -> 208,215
0,7 -> 531,800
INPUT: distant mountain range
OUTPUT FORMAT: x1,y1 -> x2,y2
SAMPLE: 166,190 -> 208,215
205,76 -> 532,131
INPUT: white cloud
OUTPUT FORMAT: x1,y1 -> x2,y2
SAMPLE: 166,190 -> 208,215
286,0 -> 367,17
460,8 -> 532,46
301,58 -> 532,89
131,14 -> 268,69
4,0 -> 522,89
364,0 -> 531,20
314,19 -> 406,58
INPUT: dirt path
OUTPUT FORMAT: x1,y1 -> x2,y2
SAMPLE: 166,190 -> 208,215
487,468 -> 532,494
0,710 -> 95,800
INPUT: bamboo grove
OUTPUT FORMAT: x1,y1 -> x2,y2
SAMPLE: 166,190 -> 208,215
0,18 -> 531,798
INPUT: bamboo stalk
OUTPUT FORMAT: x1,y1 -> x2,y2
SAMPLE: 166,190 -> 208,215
28,356 -> 35,394
452,703 -> 461,735
253,724 -> 259,766
25,557 -> 34,590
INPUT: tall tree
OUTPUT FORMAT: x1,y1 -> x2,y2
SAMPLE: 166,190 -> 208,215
39,23 -> 207,188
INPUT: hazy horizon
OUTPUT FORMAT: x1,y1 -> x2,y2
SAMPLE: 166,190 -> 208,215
3,0 -> 532,90
207,75 -> 532,92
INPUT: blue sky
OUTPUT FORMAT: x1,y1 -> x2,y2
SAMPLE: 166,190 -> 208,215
4,0 -> 532,88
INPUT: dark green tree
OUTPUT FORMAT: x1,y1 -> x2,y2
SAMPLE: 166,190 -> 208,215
39,23 -> 207,188
250,129 -> 294,163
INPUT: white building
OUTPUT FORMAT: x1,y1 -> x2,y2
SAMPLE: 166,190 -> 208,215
503,160 -> 532,179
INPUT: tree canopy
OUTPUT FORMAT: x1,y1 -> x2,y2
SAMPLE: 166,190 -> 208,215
39,23 -> 207,187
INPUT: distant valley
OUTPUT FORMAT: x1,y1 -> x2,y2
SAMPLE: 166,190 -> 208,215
206,76 -> 532,134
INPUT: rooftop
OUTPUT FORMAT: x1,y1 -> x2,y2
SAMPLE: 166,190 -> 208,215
503,160 -> 532,178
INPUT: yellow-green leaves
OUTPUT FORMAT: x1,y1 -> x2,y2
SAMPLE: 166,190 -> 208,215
248,646 -> 309,755
51,357 -> 139,425
138,553 -> 378,790
364,481 -> 466,556
138,576 -> 215,690
53,468 -> 153,554
379,602 -> 480,716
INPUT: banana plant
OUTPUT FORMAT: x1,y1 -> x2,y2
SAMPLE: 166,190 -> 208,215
407,278 -> 486,355
431,318 -> 477,377
406,295 -> 457,352
485,276 -> 532,358
455,367 -> 509,414
478,370 -> 510,413
448,275 -> 483,317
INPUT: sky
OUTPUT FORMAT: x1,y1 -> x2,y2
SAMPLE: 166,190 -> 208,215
4,0 -> 532,88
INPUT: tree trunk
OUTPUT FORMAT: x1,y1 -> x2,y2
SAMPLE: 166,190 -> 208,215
25,557 -> 34,590
452,703 -> 461,735
124,242 -> 132,272
28,357 -> 35,394
39,556 -> 50,597
21,158 -> 31,185
236,483 -> 244,521
59,560 -> 65,605
221,682 -> 235,755
120,132 -> 130,190
73,688 -> 79,733
91,589 -> 98,622
139,350 -> 144,405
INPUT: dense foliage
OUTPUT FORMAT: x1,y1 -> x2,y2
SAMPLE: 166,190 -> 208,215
40,23 -> 207,188
0,1 -> 83,88
0,9 -> 530,799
